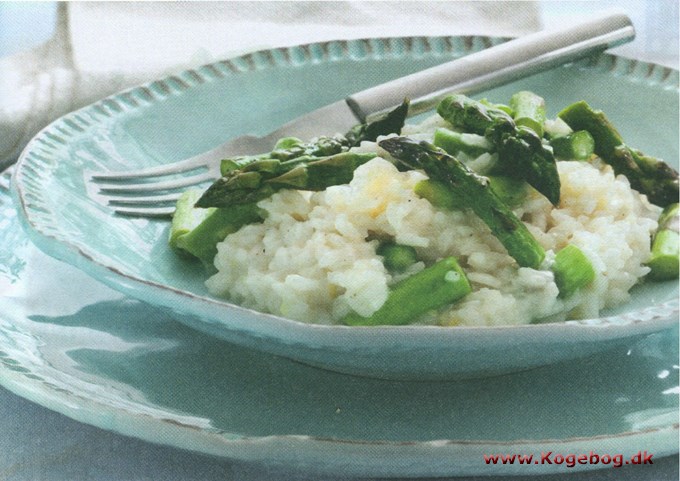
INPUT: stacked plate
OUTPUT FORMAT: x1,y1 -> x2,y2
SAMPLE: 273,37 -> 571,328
2,36 -> 678,477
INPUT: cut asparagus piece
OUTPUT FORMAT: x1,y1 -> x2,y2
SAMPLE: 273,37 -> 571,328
169,189 -> 214,250
558,100 -> 679,207
197,152 -> 377,208
437,94 -> 513,135
479,98 -> 514,116
658,202 -> 680,232
171,201 -> 262,264
649,231 -> 679,280
552,244 -> 596,298
648,203 -> 679,280
488,123 -> 561,205
380,137 -> 546,269
509,91 -> 546,137
437,94 -> 560,205
343,256 -> 471,326
558,101 -> 623,156
433,128 -> 493,158
377,242 -> 418,273
345,99 -> 410,146
549,130 -> 595,160
544,117 -> 573,139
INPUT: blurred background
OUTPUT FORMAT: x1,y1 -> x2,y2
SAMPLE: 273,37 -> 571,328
1,1 -> 677,62
0,1 -> 678,170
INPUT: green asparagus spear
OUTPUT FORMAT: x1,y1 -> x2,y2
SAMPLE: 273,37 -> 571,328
380,137 -> 546,269
415,176 -> 528,209
199,100 -> 409,208
270,152 -> 378,190
414,179 -> 464,210
273,135 -> 349,159
199,157 -> 307,207
487,175 -> 530,207
170,190 -> 262,263
196,152 -> 377,208
609,146 -> 679,207
558,100 -> 679,207
437,94 -> 560,205
216,99 -> 408,174
218,136 -> 351,176
552,244 -> 596,298
377,242 -> 418,273
648,203 -> 679,280
549,130 -> 595,160
433,127 -> 493,158
343,256 -> 471,326
509,91 -> 546,137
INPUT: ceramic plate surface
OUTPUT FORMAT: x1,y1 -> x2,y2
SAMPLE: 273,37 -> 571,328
11,36 -> 680,379
0,173 -> 678,476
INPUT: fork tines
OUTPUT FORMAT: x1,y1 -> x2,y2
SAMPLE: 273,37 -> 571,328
85,159 -> 221,218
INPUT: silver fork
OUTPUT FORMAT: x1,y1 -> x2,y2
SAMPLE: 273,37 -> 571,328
86,13 -> 634,218
86,133 -> 284,217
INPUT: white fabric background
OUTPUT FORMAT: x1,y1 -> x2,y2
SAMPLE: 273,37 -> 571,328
0,1 -> 543,169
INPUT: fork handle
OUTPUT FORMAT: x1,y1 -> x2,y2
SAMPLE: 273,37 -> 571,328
346,12 -> 634,121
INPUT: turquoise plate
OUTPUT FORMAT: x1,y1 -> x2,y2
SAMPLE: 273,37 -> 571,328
10,36 -> 680,380
0,171 -> 678,476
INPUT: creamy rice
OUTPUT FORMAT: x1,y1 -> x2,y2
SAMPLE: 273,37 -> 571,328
206,116 -> 661,326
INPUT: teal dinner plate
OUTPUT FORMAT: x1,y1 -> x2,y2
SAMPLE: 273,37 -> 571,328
0,170 -> 678,476
10,36 -> 680,380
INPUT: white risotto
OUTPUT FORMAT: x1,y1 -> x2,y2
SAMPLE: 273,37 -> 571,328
206,116 -> 660,326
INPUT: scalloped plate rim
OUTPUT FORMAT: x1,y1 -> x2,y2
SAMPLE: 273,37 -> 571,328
9,35 -> 680,376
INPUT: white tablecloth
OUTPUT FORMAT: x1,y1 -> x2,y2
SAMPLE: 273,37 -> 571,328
1,1 -> 544,170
